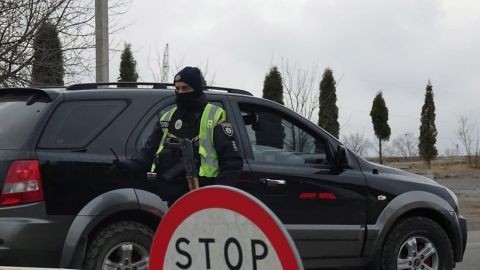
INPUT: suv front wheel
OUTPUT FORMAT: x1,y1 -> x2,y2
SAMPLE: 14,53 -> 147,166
84,221 -> 153,270
381,216 -> 454,270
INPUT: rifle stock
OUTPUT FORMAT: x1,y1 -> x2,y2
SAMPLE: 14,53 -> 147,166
187,176 -> 200,190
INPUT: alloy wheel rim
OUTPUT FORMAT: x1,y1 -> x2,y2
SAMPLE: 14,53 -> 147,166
102,242 -> 149,270
396,236 -> 439,270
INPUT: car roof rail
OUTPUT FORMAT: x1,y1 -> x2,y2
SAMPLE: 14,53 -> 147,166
66,82 -> 253,96
66,82 -> 170,90
204,86 -> 253,96
29,85 -> 67,89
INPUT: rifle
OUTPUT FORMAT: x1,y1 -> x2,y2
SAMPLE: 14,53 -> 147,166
180,138 -> 200,190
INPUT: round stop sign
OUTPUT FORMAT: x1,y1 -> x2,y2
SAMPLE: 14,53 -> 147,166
149,186 -> 303,270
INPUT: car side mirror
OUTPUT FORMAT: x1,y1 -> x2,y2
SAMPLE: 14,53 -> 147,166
334,145 -> 348,170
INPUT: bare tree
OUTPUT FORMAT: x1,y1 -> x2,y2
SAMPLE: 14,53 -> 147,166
392,132 -> 418,159
372,137 -> 392,160
342,132 -> 372,157
147,45 -> 166,82
278,59 -> 320,154
384,144 -> 397,157
199,59 -> 216,86
457,114 -> 480,167
149,49 -> 216,85
280,59 -> 319,121
444,145 -> 458,163
0,0 -> 129,87
171,54 -> 185,76
471,132 -> 479,168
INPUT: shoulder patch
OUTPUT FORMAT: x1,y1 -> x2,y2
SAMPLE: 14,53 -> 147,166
221,122 -> 234,137
160,120 -> 170,128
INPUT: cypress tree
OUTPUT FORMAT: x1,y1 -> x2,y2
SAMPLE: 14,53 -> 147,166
257,66 -> 284,148
418,81 -> 438,168
31,22 -> 64,86
370,92 -> 391,164
318,68 -> 339,138
118,43 -> 138,82
262,66 -> 284,105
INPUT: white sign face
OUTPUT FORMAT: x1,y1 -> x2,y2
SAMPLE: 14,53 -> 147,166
149,186 -> 303,270
164,208 -> 281,270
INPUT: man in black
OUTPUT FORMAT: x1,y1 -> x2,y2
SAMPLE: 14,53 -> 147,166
141,67 -> 243,205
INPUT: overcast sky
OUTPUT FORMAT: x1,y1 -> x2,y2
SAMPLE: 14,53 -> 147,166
107,0 -> 480,156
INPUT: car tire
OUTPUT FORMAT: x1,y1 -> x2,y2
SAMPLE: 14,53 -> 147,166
84,221 -> 154,270
381,216 -> 453,270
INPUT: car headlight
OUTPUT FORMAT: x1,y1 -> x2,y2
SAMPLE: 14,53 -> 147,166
445,187 -> 459,208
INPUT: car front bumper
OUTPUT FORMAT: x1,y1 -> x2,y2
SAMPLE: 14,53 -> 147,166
457,214 -> 468,262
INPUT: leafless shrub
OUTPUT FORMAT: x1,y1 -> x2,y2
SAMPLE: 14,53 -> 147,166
342,132 -> 372,157
457,114 -> 480,168
392,132 -> 418,160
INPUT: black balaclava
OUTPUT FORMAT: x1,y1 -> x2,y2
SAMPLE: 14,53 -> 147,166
174,66 -> 207,111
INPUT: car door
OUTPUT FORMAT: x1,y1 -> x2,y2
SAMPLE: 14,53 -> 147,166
126,93 -> 253,197
227,95 -> 368,259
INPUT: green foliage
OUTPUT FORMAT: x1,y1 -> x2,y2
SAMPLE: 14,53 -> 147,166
418,81 -> 438,166
318,68 -> 339,138
262,66 -> 284,105
370,92 -> 391,140
31,22 -> 64,86
370,92 -> 391,164
118,43 -> 138,82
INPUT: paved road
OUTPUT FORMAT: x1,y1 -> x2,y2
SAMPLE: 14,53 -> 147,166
455,230 -> 480,270
1,231 -> 478,270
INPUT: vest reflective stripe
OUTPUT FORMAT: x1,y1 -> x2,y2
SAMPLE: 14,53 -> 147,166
150,107 -> 177,172
198,104 -> 226,177
150,104 -> 226,178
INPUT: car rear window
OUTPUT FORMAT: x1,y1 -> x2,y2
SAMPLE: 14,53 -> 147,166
38,100 -> 127,149
0,94 -> 49,149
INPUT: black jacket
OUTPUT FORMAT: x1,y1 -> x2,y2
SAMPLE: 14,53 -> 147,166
136,102 -> 243,186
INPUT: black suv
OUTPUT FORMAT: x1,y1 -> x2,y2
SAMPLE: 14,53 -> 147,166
0,83 -> 467,269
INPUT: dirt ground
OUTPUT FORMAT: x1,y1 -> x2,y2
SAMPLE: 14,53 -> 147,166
386,159 -> 480,230
435,176 -> 480,230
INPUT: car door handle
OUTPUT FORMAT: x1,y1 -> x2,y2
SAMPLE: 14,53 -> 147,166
260,178 -> 286,186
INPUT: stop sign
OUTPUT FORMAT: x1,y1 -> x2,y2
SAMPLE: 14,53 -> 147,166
149,186 -> 303,270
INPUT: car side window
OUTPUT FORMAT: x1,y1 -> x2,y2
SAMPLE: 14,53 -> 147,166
135,101 -> 224,152
239,103 -> 330,167
38,100 -> 127,149
135,104 -> 175,152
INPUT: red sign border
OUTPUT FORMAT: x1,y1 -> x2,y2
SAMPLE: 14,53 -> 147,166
149,186 -> 303,270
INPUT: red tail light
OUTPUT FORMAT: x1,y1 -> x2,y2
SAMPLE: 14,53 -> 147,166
0,160 -> 44,206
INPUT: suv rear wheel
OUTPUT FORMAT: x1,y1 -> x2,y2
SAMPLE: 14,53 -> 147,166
84,221 -> 153,270
381,216 -> 453,270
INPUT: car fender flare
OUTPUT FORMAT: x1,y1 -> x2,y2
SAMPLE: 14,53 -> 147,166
364,190 -> 456,257
59,188 -> 167,268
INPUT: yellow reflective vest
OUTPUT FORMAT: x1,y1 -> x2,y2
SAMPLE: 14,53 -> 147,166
150,104 -> 226,178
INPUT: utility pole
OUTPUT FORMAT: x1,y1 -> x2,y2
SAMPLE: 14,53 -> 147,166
95,0 -> 109,82
161,43 -> 169,83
